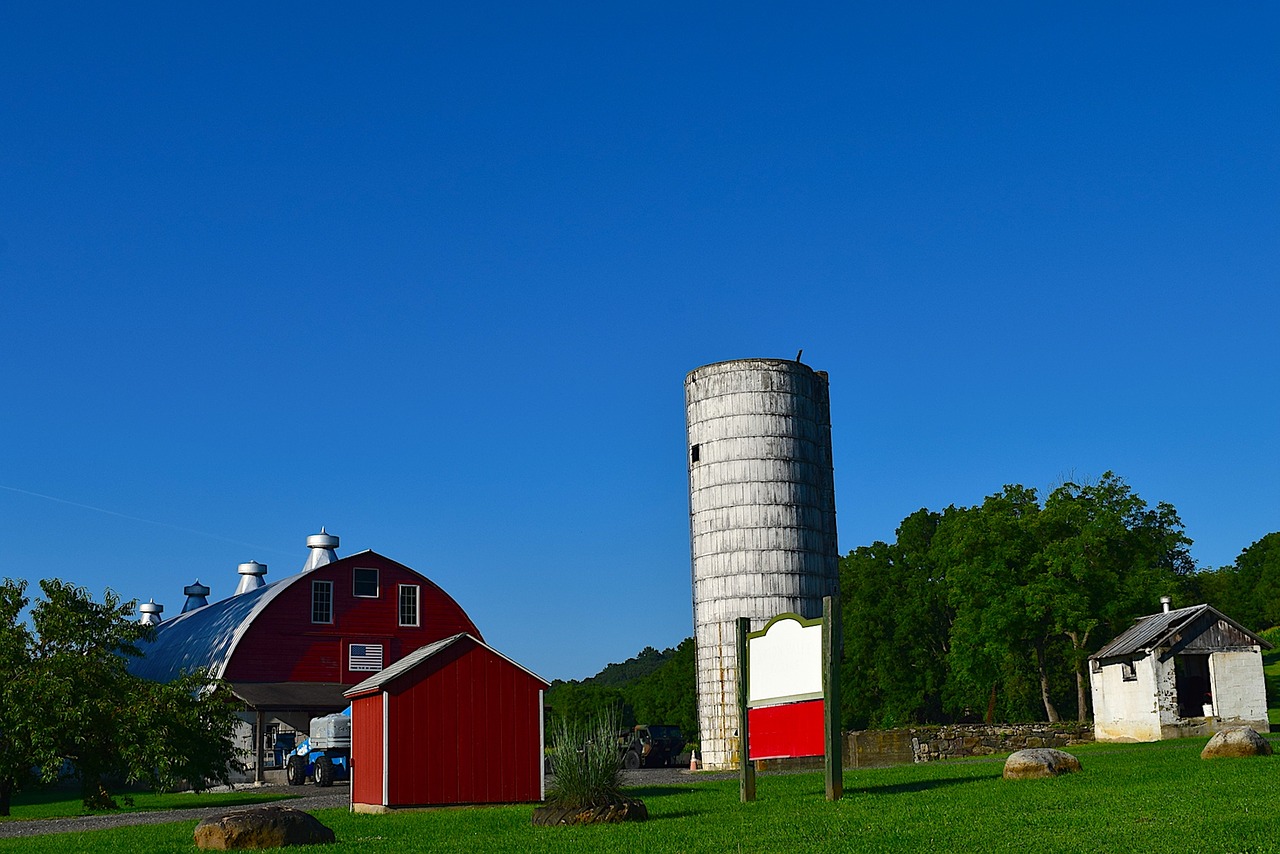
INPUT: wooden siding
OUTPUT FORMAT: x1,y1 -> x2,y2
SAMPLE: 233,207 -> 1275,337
224,552 -> 481,684
1180,618 -> 1260,652
351,693 -> 384,806
376,641 -> 545,806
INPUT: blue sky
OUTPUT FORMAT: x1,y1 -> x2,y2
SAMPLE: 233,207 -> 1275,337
1,3 -> 1276,680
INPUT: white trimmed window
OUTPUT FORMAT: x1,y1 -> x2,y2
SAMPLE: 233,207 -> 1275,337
399,584 -> 420,627
353,567 -> 379,598
311,580 -> 333,624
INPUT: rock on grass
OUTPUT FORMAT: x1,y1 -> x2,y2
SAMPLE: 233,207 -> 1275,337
1003,748 -> 1082,779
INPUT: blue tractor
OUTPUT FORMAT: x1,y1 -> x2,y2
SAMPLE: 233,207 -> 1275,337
285,707 -> 351,787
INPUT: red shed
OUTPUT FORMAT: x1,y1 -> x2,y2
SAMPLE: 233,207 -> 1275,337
345,632 -> 549,810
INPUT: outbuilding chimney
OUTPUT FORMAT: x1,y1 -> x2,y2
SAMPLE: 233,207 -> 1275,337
139,599 -> 164,626
234,561 -> 268,595
182,579 -> 211,613
1160,595 -> 1172,613
302,528 -> 340,572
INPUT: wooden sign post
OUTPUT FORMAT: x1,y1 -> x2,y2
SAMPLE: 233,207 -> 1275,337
739,595 -> 842,802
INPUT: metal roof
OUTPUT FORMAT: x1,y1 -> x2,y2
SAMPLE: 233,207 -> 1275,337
344,632 -> 549,698
1090,603 -> 1269,660
128,573 -> 306,682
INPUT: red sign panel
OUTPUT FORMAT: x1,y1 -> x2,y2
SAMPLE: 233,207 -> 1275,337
747,699 -> 825,760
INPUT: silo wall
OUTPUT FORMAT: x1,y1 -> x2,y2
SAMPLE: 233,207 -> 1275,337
685,359 -> 839,770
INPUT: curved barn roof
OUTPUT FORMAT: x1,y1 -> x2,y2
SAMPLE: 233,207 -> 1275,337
128,573 -> 304,682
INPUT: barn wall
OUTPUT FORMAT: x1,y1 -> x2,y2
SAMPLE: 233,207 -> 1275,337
225,553 -> 480,683
385,643 -> 545,806
351,693 -> 385,806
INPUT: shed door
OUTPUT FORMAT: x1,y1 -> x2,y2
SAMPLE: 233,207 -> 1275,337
1175,654 -> 1211,717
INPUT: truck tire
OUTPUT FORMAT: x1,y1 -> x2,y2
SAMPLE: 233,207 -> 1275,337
623,750 -> 641,770
315,757 -> 335,787
285,755 -> 307,786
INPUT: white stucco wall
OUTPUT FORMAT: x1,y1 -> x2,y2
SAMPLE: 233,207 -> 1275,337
1093,645 -> 1270,741
1091,652 -> 1162,742
1209,648 -> 1269,727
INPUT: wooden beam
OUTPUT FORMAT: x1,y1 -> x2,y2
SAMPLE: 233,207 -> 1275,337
823,594 -> 843,801
737,616 -> 756,803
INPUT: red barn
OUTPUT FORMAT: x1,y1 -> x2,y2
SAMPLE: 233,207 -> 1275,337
345,632 -> 549,809
131,532 -> 484,783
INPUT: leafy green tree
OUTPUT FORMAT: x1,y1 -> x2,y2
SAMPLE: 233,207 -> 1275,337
0,578 -> 242,813
1035,473 -> 1193,720
840,509 -> 951,729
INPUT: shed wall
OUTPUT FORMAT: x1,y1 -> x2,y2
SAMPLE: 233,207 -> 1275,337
1091,653 -> 1162,742
380,643 -> 545,806
686,359 -> 839,769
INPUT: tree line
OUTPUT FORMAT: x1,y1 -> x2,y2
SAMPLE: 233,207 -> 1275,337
841,472 -> 1276,729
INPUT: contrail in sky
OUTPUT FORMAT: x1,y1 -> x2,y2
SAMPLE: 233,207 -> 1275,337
0,483 -> 296,557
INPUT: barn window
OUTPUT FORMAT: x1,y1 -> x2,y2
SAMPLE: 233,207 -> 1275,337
311,580 -> 333,624
691,444 -> 701,464
1121,660 -> 1137,681
353,567 -> 379,598
399,584 -> 420,627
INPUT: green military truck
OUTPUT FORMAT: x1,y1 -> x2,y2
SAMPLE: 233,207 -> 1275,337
619,724 -> 684,769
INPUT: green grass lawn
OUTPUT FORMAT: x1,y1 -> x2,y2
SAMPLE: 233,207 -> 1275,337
0,788 -> 296,822
5,738 -> 1280,853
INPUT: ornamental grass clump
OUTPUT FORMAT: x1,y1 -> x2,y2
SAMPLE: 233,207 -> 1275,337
544,712 -> 624,809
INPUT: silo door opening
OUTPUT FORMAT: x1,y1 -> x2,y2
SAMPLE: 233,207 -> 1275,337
1174,654 -> 1212,717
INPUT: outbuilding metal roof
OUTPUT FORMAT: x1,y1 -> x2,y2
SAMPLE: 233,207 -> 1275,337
1091,603 -> 1270,661
344,632 -> 549,698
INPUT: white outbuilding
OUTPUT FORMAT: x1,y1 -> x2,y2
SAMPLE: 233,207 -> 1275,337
1089,601 -> 1271,742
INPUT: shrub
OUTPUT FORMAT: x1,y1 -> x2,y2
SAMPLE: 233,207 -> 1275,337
544,711 -> 623,809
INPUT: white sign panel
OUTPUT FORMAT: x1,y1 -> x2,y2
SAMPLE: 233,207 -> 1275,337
747,615 -> 822,708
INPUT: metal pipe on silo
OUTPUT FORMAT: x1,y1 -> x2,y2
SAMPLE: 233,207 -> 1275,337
685,358 -> 840,770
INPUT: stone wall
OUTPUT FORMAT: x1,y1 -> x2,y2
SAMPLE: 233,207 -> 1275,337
896,727 -> 1095,763
754,723 -> 1094,772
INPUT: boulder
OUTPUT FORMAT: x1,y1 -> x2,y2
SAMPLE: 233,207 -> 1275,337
531,798 -> 648,826
1201,727 -> 1273,759
1003,748 -> 1082,779
194,806 -> 336,850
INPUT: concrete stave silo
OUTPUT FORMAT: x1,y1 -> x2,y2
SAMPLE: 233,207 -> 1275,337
685,358 -> 839,770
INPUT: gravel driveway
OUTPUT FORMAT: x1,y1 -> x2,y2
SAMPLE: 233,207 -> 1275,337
0,768 -> 732,839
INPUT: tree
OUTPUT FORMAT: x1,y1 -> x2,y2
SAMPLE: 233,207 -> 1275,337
0,578 -> 242,814
1035,473 -> 1193,720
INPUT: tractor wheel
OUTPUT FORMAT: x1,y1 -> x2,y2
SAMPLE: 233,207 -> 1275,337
623,750 -> 641,770
285,755 -> 307,786
315,757 -> 335,787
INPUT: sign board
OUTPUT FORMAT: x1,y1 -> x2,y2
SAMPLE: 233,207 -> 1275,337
737,595 -> 842,802
746,614 -> 824,760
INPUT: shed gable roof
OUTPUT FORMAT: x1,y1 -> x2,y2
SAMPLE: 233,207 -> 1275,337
344,632 -> 549,698
1091,603 -> 1271,661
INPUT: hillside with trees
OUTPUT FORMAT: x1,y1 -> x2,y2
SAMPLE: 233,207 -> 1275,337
545,639 -> 697,741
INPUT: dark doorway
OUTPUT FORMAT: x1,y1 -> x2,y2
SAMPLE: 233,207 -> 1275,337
1175,654 -> 1212,717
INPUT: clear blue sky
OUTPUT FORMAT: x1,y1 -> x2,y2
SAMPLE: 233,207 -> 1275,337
2,3 -> 1276,680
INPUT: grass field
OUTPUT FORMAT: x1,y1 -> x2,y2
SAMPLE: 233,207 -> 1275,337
3,737 -> 1280,853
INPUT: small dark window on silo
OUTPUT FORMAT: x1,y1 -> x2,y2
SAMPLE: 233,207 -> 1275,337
691,444 -> 701,464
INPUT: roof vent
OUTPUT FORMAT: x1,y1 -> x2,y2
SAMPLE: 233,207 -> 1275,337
139,599 -> 164,626
302,527 -> 340,573
235,561 -> 268,595
1160,595 -> 1172,613
182,579 -> 211,613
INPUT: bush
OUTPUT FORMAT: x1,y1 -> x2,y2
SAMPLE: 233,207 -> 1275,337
544,711 -> 623,809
